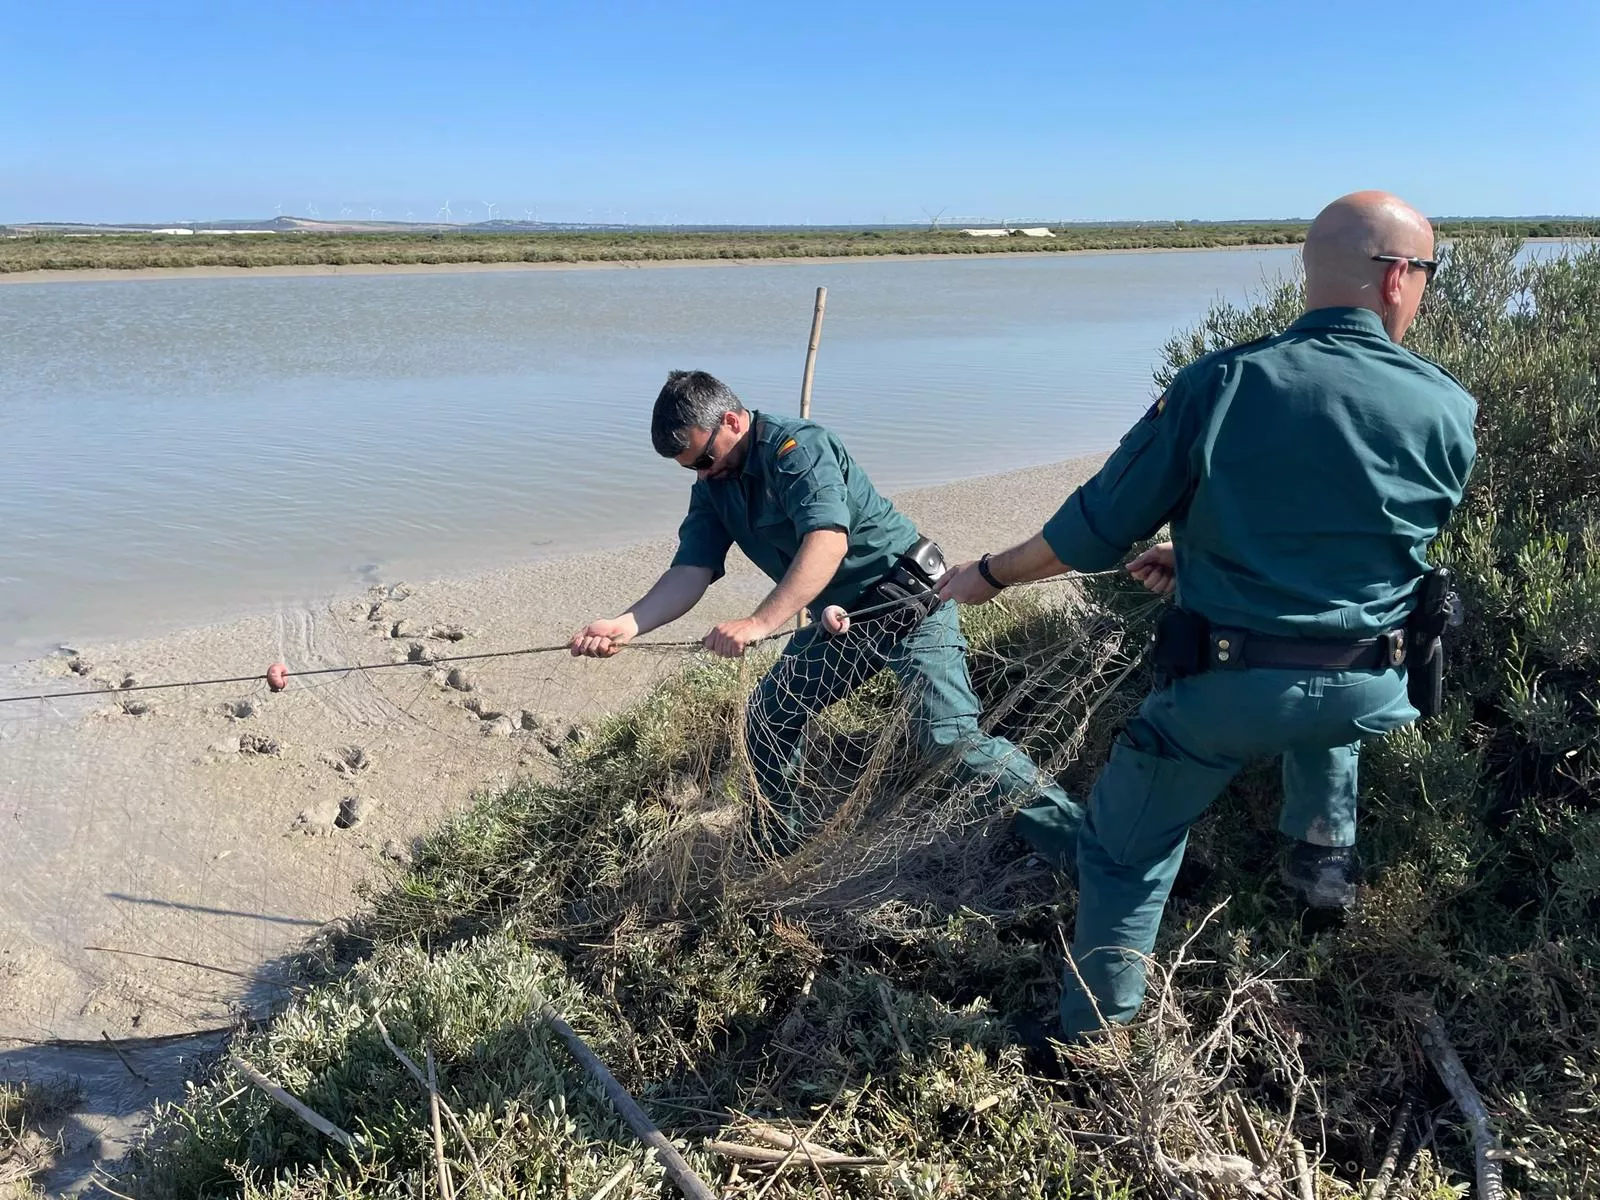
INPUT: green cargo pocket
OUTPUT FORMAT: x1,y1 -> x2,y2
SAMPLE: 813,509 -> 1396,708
1091,722 -> 1235,867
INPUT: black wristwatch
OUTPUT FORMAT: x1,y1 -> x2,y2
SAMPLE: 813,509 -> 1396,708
978,553 -> 1008,590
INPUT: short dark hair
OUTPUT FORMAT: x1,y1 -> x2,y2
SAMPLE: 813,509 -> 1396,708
651,370 -> 747,458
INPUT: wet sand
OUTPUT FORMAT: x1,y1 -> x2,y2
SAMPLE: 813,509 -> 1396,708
0,453 -> 1106,1192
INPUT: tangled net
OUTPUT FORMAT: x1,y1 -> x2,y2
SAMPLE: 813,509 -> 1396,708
615,574 -> 1162,937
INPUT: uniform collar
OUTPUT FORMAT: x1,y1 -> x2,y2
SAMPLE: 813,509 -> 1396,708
739,409 -> 771,479
1287,306 -> 1393,340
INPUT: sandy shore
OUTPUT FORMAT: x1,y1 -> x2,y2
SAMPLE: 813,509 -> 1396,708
0,453 -> 1104,1189
0,243 -> 1293,286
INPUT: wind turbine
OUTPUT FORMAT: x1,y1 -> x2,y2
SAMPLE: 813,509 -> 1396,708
438,200 -> 453,222
274,200 -> 283,217
307,202 -> 319,219
370,207 -> 382,220
340,205 -> 352,218
482,200 -> 497,222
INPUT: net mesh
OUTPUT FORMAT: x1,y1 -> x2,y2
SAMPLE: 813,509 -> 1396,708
0,573 -> 1160,1044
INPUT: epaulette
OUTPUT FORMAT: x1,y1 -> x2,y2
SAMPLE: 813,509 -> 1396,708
1402,346 -> 1475,394
1169,330 -> 1284,389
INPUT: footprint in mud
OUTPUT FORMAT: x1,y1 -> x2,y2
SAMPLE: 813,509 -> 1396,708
118,699 -> 153,717
292,800 -> 341,837
324,745 -> 370,775
221,698 -> 256,720
67,657 -> 92,677
239,732 -> 282,756
335,795 -> 371,829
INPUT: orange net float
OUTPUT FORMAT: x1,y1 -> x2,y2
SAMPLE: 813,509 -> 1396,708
266,663 -> 289,692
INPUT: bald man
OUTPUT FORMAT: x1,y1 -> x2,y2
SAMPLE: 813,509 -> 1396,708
940,191 -> 1477,1038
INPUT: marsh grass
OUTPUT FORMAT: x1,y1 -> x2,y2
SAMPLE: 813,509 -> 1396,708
125,240 -> 1600,1199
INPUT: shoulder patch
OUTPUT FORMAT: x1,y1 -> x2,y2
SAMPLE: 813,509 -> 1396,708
1142,391 -> 1169,422
776,437 -> 799,458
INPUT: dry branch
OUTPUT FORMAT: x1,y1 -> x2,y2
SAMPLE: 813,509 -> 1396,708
228,1055 -> 359,1150
701,1140 -> 885,1167
426,1048 -> 455,1200
535,1000 -> 717,1200
1412,1001 -> 1505,1200
372,1014 -> 492,1194
1366,1099 -> 1411,1200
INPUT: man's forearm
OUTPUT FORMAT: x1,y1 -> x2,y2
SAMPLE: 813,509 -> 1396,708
624,566 -> 714,636
987,532 -> 1071,585
751,530 -> 849,629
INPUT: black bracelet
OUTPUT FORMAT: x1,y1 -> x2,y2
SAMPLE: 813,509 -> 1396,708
978,553 -> 1008,590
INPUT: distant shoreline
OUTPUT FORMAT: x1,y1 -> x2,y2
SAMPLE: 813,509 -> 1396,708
0,241 -> 1308,285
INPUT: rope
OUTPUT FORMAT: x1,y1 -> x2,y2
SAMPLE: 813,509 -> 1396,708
0,569 -> 1127,706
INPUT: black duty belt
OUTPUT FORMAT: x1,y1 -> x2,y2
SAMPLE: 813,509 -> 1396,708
1206,627 -> 1407,671
1152,607 -> 1406,679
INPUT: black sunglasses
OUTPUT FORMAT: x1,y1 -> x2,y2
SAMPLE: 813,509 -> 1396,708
1372,253 -> 1439,281
686,429 -> 722,471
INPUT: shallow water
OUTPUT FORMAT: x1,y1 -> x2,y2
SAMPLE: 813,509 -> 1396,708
1,248 -> 1301,658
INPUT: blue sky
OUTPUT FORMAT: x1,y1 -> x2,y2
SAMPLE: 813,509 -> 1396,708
4,0 -> 1595,225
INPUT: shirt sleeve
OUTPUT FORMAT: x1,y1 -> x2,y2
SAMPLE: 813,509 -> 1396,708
771,432 -> 852,537
1042,373 -> 1201,571
668,484 -> 734,580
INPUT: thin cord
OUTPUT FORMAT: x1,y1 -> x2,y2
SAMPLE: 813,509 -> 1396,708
0,569 -> 1131,705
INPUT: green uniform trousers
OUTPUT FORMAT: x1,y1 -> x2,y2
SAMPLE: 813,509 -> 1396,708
745,602 -> 1081,850
1060,665 -> 1417,1039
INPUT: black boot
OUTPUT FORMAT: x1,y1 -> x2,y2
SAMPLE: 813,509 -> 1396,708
1280,842 -> 1357,910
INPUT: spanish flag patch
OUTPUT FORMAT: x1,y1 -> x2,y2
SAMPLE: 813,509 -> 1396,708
776,437 -> 799,458
1142,391 -> 1169,422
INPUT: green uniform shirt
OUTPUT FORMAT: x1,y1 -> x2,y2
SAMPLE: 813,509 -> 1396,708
1042,306 -> 1478,637
669,410 -> 920,613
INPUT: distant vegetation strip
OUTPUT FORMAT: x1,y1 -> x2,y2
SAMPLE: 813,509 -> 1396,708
3,219 -> 1593,274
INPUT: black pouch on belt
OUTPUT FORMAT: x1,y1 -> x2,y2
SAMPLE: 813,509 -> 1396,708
1150,607 -> 1211,681
1405,567 -> 1456,719
856,537 -> 946,634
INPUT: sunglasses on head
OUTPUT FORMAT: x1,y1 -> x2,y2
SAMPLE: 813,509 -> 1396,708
1372,253 -> 1439,282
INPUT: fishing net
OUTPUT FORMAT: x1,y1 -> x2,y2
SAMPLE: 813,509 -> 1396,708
617,575 -> 1160,936
0,571 -> 1160,1046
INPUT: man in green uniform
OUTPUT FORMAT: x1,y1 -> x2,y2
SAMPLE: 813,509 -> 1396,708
939,191 -> 1477,1038
570,369 -> 1080,852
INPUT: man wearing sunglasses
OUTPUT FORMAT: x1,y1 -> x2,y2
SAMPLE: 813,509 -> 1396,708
938,190 -> 1477,1040
570,370 -> 1082,853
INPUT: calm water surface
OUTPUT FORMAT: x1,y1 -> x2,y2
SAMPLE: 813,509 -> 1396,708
1,248 -> 1299,658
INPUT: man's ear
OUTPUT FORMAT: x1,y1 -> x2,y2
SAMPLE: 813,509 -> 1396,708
1380,260 -> 1408,309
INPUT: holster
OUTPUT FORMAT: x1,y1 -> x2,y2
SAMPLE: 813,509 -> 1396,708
854,536 -> 946,635
1404,567 -> 1456,719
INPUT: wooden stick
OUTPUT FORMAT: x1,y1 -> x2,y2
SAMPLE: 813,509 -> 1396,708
426,1049 -> 455,1200
372,1015 -> 492,1194
1366,1099 -> 1412,1200
1289,1138 -> 1314,1200
743,1123 -> 842,1158
799,286 -> 827,420
229,1055 -> 359,1150
1413,1002 -> 1505,1200
536,1001 -> 718,1200
588,1157 -> 639,1200
100,1030 -> 152,1087
1228,1093 -> 1268,1169
701,1140 -> 884,1167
